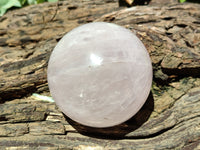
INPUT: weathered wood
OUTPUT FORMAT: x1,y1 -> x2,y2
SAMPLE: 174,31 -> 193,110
0,0 -> 120,101
0,0 -> 200,149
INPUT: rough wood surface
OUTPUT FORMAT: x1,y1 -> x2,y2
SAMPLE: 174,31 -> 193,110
0,0 -> 200,149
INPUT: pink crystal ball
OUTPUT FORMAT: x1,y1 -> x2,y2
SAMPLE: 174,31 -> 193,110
47,22 -> 152,128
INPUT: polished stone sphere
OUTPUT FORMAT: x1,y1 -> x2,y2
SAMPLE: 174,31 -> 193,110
47,22 -> 152,128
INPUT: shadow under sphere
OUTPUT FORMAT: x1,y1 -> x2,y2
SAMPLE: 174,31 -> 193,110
64,92 -> 154,139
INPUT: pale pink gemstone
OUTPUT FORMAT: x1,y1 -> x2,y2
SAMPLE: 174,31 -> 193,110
47,22 -> 152,128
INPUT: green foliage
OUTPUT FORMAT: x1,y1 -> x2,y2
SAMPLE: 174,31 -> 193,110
179,0 -> 200,3
0,0 -> 21,16
48,0 -> 58,2
0,0 -> 58,16
19,0 -> 27,5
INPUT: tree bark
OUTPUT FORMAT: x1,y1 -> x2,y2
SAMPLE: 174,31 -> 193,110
0,0 -> 200,149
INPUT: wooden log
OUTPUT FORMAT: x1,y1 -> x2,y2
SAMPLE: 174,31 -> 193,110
0,0 -> 200,149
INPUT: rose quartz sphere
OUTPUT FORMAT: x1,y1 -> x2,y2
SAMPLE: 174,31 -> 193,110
48,22 -> 152,128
